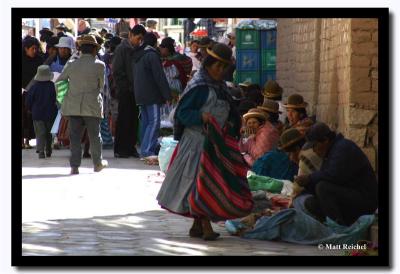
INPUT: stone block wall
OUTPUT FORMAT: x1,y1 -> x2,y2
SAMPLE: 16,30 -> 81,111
276,19 -> 320,115
276,18 -> 379,172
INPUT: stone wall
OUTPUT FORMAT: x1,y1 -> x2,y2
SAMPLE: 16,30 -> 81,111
276,19 -> 320,115
276,18 -> 378,172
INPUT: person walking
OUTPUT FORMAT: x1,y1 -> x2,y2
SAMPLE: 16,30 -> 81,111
157,43 -> 248,241
112,24 -> 146,158
22,36 -> 44,149
25,65 -> 58,158
56,35 -> 108,175
132,32 -> 172,160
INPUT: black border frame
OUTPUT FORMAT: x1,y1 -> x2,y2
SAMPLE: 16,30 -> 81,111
12,7 -> 390,268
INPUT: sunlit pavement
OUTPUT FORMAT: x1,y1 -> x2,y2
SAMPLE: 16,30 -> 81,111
22,144 -> 342,256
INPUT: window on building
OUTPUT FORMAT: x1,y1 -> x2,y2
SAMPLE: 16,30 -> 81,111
169,18 -> 183,26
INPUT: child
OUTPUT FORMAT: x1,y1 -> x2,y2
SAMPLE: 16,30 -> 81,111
25,65 -> 58,159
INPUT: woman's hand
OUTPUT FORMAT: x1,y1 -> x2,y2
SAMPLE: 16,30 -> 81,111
294,175 -> 310,187
202,112 -> 212,123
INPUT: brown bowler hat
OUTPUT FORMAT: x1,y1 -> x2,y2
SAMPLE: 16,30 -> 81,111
258,98 -> 281,114
262,80 -> 283,99
283,94 -> 308,109
278,128 -> 305,151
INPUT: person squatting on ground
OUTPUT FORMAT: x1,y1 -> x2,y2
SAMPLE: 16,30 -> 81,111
112,25 -> 147,158
25,65 -> 58,159
131,32 -> 172,159
56,34 -> 108,175
293,122 -> 378,226
157,43 -> 242,241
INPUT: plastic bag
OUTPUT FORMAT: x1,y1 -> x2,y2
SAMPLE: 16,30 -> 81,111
160,104 -> 174,128
55,80 -> 69,104
50,110 -> 62,135
247,170 -> 283,193
158,137 -> 178,172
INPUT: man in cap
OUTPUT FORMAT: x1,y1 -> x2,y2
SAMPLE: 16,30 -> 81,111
56,34 -> 108,174
293,122 -> 378,226
112,24 -> 147,158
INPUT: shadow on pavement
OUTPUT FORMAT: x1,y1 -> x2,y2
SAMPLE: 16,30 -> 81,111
22,174 -> 74,179
22,210 -> 332,256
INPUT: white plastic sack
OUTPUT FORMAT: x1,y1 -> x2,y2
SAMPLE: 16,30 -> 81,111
158,137 -> 178,173
160,104 -> 174,128
50,110 -> 62,135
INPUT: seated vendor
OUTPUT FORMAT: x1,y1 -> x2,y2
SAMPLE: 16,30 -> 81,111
294,122 -> 378,226
251,127 -> 302,181
239,108 -> 279,167
257,97 -> 284,135
283,93 -> 315,135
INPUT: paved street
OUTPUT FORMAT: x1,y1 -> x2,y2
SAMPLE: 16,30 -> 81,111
22,146 -> 342,256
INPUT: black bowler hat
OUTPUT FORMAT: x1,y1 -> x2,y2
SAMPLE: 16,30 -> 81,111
39,28 -> 54,37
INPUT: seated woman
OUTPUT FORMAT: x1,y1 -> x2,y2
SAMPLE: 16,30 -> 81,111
257,97 -> 284,135
239,108 -> 279,167
251,128 -> 303,181
283,93 -> 315,135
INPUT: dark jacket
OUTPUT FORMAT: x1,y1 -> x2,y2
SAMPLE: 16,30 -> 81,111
131,45 -> 172,105
22,54 -> 44,89
112,39 -> 134,98
308,133 -> 378,200
25,81 -> 58,121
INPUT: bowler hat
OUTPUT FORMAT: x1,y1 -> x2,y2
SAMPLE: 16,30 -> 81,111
243,108 -> 268,122
283,94 -> 308,109
39,28 -> 54,37
206,43 -> 232,64
263,80 -> 283,99
46,36 -> 60,48
78,34 -> 101,50
198,37 -> 214,48
278,128 -> 305,151
34,65 -> 54,82
258,98 -> 281,114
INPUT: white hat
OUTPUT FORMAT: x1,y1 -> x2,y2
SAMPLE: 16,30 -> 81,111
55,36 -> 74,50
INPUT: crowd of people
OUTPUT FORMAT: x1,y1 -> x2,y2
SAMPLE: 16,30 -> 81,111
21,19 -> 378,242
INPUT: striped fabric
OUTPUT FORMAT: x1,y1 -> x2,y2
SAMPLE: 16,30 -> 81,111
188,117 -> 254,222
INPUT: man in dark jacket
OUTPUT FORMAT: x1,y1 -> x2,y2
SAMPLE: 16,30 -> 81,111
294,122 -> 378,226
112,24 -> 146,158
132,32 -> 172,159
